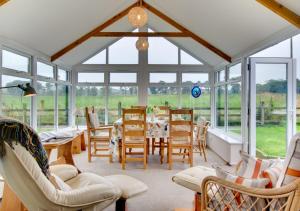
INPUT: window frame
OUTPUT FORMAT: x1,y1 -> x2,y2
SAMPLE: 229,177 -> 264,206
36,59 -> 55,80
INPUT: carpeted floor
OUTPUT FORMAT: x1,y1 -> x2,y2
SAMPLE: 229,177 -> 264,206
50,148 -> 231,211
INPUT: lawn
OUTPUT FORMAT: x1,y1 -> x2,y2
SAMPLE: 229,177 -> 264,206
2,92 -> 300,157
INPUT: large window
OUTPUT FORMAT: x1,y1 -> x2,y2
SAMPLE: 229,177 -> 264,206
37,81 -> 55,132
108,86 -> 138,123
109,37 -> 138,64
2,49 -> 30,73
1,75 -> 31,124
150,73 -> 176,83
58,85 -> 69,128
110,73 -> 137,83
214,63 -> 242,135
293,35 -> 300,131
37,61 -> 54,78
180,50 -> 203,65
78,73 -> 104,83
181,73 -> 210,121
58,68 -> 68,81
75,86 -> 105,126
83,49 -> 106,64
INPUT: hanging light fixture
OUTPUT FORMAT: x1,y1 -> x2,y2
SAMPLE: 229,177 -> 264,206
136,37 -> 149,51
128,0 -> 148,28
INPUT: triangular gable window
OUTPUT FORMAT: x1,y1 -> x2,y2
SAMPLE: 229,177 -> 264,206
180,49 -> 203,65
83,49 -> 106,64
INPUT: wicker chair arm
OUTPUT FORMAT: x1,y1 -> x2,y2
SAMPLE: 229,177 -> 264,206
201,176 -> 300,211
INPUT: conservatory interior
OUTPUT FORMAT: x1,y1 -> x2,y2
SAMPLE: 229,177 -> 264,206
0,0 -> 300,211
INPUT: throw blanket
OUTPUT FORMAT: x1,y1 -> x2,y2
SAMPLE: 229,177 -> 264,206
0,118 -> 50,178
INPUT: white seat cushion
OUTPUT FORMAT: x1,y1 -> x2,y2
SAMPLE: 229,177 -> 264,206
172,166 -> 216,193
105,175 -> 148,199
49,164 -> 78,181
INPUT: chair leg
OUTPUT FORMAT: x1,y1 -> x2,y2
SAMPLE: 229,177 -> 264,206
168,144 -> 172,170
122,145 -> 126,170
160,138 -> 164,164
144,144 -> 147,169
88,140 -> 91,162
190,147 -> 193,167
116,198 -> 127,211
118,140 -> 122,163
201,145 -> 207,162
152,138 -> 155,155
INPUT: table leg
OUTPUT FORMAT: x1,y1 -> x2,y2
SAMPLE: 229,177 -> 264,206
1,183 -> 27,211
80,132 -> 86,151
57,141 -> 75,166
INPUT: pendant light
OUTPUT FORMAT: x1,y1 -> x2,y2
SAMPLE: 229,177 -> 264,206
128,0 -> 148,28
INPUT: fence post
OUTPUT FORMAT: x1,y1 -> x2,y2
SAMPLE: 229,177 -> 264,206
260,101 -> 265,125
23,103 -> 27,123
118,101 -> 122,118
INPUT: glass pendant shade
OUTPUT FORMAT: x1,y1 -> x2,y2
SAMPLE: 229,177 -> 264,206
128,6 -> 148,28
136,37 -> 149,51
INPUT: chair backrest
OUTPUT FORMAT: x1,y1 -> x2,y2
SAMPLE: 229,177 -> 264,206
155,106 -> 170,119
122,108 -> 146,144
169,109 -> 193,143
0,142 -> 59,210
131,105 -> 147,109
195,121 -> 210,145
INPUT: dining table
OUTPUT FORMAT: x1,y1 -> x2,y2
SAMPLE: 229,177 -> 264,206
110,116 -> 169,161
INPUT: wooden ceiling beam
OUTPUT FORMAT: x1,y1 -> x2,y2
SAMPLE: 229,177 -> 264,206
0,0 -> 10,6
256,0 -> 300,28
51,2 -> 139,62
93,32 -> 188,37
142,1 -> 231,62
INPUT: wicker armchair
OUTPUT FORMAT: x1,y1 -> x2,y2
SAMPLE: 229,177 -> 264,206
201,176 -> 300,211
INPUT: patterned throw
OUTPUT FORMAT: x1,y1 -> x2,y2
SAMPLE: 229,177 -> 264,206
0,118 -> 50,178
236,151 -> 273,179
276,134 -> 300,187
261,158 -> 283,188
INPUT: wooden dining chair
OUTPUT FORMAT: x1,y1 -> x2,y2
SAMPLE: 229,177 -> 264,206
85,107 -> 113,162
168,109 -> 193,170
122,108 -> 147,170
194,121 -> 210,162
131,105 -> 147,109
152,106 -> 170,164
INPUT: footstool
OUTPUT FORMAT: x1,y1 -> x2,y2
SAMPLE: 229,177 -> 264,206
172,166 -> 216,211
105,174 -> 148,210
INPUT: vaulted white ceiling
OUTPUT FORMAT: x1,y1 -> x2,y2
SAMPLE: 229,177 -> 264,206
0,0 -> 298,68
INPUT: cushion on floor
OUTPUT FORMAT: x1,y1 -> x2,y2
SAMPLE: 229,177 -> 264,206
172,166 -> 216,193
105,174 -> 148,199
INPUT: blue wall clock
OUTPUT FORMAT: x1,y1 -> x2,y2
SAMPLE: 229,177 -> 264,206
191,85 -> 202,98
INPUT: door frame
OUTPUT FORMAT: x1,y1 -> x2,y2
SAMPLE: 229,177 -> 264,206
249,57 -> 295,156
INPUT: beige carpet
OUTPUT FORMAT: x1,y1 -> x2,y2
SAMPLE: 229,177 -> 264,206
50,148 -> 230,211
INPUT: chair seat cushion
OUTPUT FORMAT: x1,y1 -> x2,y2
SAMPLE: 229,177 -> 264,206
104,174 -> 148,199
172,166 -> 216,193
49,164 -> 78,181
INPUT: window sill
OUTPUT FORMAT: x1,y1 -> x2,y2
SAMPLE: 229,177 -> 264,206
208,128 -> 242,145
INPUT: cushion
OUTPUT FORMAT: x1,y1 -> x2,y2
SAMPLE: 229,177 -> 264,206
236,151 -> 273,179
105,174 -> 148,199
261,158 -> 283,188
89,112 -> 100,128
216,167 -> 270,188
49,164 -> 78,181
172,166 -> 216,193
276,133 -> 300,187
50,174 -> 72,191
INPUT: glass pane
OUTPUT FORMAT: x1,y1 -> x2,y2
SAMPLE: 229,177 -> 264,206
228,82 -> 241,135
148,86 -> 178,108
148,29 -> 178,64
1,75 -> 31,124
293,34 -> 300,132
2,50 -> 30,72
229,63 -> 241,80
150,73 -> 176,83
110,73 -> 137,83
83,49 -> 106,64
58,69 -> 68,81
180,50 -> 203,65
58,85 -> 69,128
75,86 -> 105,126
251,39 -> 291,57
255,63 -> 287,158
181,74 -> 210,121
78,73 -> 104,83
216,86 -> 225,129
109,36 -> 138,64
37,62 -> 54,78
37,81 -> 55,132
108,86 -> 138,123
217,70 -> 225,82
182,73 -> 208,84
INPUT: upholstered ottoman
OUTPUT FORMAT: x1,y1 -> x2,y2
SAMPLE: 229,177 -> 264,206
172,166 -> 216,211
